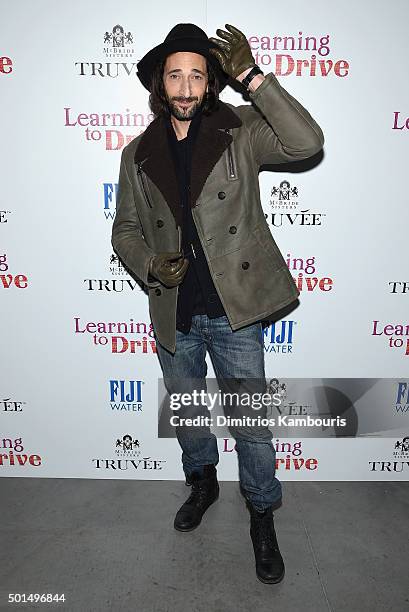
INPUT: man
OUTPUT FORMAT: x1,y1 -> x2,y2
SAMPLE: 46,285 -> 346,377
111,23 -> 324,584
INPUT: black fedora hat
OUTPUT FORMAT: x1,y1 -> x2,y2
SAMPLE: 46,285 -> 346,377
136,23 -> 229,92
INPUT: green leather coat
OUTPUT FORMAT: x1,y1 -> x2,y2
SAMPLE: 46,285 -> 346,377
111,72 -> 324,353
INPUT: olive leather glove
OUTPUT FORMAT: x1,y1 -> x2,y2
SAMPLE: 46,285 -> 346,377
209,24 -> 255,79
148,251 -> 189,288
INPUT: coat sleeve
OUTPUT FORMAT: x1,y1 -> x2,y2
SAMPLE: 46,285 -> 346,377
239,71 -> 325,166
111,146 -> 159,288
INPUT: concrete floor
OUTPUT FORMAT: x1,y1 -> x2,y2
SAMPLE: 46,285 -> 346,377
0,478 -> 408,612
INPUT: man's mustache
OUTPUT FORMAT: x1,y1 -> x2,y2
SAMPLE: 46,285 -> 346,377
172,97 -> 198,103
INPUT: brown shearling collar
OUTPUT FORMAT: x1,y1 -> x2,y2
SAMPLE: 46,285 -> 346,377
134,101 -> 242,226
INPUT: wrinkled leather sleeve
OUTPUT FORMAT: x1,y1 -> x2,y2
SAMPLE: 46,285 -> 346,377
240,72 -> 325,166
111,147 -> 159,288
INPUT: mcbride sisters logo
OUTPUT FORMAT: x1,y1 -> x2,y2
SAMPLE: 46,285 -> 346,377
75,23 -> 136,76
369,437 -> 409,473
83,252 -> 146,293
266,179 -> 326,228
92,435 -> 166,471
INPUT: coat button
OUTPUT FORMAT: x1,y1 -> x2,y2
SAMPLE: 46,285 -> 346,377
156,219 -> 164,228
218,191 -> 226,200
154,288 -> 162,296
229,225 -> 237,234
241,261 -> 250,270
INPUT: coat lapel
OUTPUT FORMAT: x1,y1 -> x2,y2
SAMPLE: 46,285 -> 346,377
134,101 -> 242,226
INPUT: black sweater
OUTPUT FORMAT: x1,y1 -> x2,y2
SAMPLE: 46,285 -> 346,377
165,109 -> 226,333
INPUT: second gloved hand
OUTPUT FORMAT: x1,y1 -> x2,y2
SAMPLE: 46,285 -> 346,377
148,252 -> 189,288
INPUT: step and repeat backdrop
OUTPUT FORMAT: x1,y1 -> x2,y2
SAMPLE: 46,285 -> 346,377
1,0 -> 408,481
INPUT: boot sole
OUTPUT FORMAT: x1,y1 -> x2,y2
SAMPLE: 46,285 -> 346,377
256,566 -> 285,584
173,490 -> 219,532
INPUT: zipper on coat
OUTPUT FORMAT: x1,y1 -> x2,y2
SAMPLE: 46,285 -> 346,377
136,159 -> 153,208
225,129 -> 237,179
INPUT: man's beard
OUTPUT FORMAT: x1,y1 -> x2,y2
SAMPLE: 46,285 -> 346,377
166,95 -> 204,121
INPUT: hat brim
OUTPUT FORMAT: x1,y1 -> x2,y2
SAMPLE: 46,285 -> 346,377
137,37 -> 229,92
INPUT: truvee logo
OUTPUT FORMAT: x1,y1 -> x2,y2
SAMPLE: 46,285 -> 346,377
1,397 -> 26,412
92,435 -> 166,471
83,253 -> 145,293
75,23 -> 136,76
369,437 -> 409,473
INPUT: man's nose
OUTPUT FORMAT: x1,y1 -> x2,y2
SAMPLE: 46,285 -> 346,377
179,78 -> 192,97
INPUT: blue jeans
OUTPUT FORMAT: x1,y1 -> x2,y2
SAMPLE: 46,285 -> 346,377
155,314 -> 282,511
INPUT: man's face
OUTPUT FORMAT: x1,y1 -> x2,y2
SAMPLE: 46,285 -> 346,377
163,52 -> 208,121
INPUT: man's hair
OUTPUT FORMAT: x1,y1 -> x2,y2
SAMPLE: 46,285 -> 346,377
148,56 -> 220,118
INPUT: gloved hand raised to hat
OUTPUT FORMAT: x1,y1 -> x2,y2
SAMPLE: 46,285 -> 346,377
209,24 -> 256,80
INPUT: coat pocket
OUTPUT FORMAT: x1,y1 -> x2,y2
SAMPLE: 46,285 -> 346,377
252,225 -> 287,272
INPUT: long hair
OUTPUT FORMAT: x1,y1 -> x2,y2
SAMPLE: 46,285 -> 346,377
148,56 -> 220,118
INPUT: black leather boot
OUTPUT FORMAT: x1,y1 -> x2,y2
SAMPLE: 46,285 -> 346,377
174,464 -> 219,532
248,502 -> 285,584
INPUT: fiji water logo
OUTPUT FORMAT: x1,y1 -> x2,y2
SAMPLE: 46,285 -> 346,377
263,320 -> 296,354
395,382 -> 409,413
103,182 -> 118,220
109,380 -> 144,412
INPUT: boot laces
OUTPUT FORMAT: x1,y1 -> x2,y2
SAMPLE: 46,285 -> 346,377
253,512 -> 278,550
186,479 -> 213,507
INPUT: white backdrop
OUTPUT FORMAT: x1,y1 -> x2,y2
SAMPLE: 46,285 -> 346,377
1,0 -> 409,480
